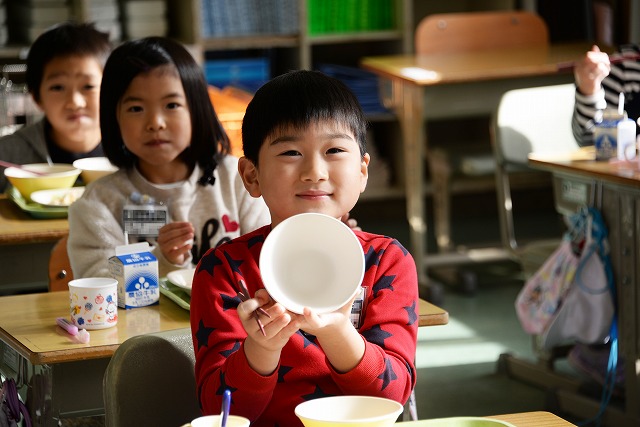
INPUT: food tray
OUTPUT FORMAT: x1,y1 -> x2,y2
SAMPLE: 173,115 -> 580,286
160,278 -> 191,311
6,186 -> 69,219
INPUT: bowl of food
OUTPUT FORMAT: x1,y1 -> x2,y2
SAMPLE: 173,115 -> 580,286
295,395 -> 403,427
4,163 -> 80,201
73,157 -> 118,184
30,187 -> 85,207
260,213 -> 365,314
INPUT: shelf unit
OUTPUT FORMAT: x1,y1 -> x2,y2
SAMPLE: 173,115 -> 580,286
167,0 -> 413,69
165,0 -> 413,199
0,0 -> 121,59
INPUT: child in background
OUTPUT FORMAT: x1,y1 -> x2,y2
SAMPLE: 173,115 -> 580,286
67,37 -> 270,278
572,44 -> 640,146
190,70 -> 418,426
0,22 -> 111,191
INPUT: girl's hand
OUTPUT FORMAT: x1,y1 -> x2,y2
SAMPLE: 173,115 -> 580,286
575,45 -> 610,96
157,221 -> 194,265
238,289 -> 301,375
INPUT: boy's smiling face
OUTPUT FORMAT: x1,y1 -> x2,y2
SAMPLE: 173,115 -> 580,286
240,121 -> 369,227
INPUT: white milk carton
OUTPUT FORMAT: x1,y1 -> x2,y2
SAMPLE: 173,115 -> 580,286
109,242 -> 159,309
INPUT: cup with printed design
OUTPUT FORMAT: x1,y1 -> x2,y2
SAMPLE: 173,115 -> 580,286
68,278 -> 119,330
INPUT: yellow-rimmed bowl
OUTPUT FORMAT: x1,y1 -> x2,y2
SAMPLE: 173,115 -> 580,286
4,163 -> 80,201
295,396 -> 403,427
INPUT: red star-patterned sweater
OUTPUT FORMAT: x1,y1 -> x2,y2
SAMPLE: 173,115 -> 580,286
190,224 -> 418,426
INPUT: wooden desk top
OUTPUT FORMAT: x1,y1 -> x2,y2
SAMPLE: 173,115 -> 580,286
529,146 -> 640,188
361,43 -> 600,86
489,411 -> 575,426
0,292 -> 446,366
419,298 -> 448,327
0,292 -> 190,365
0,196 -> 69,244
400,411 -> 575,426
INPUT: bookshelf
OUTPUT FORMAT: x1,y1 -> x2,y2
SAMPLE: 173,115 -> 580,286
167,0 -> 413,69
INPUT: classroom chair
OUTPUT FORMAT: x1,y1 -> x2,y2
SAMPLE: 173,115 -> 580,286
48,235 -> 73,292
103,328 -> 200,427
492,83 -> 583,396
414,11 -> 549,254
490,83 -> 578,276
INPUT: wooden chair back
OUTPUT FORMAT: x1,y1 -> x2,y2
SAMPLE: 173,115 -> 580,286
415,11 -> 549,55
48,235 -> 73,292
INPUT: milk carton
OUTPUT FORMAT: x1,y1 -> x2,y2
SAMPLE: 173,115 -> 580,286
109,242 -> 159,309
594,109 -> 623,161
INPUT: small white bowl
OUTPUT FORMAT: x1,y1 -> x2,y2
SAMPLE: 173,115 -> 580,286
295,395 -> 403,427
166,268 -> 196,295
73,157 -> 118,183
260,213 -> 364,314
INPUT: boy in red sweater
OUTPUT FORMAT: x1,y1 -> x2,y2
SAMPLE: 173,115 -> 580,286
190,70 -> 418,426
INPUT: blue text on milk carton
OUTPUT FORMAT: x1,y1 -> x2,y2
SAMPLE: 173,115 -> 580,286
109,243 -> 159,309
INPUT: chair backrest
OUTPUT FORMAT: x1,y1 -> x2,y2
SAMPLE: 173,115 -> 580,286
415,11 -> 549,55
103,328 -> 201,427
493,83 -> 578,165
48,235 -> 73,292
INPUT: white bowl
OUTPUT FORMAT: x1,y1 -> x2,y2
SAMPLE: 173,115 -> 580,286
4,163 -> 80,201
73,157 -> 118,183
260,213 -> 364,314
166,268 -> 195,295
295,395 -> 403,427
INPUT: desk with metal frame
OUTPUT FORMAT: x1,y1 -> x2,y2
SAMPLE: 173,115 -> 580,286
0,291 -> 447,425
361,43 -> 599,298
513,147 -> 640,427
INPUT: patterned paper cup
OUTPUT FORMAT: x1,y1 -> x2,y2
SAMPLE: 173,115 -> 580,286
68,278 -> 118,330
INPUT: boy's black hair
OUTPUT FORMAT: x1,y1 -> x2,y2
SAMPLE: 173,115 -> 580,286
241,70 -> 368,164
100,37 -> 230,186
26,21 -> 111,102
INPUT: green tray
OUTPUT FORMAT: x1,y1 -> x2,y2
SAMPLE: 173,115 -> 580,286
6,186 -> 69,219
160,278 -> 191,311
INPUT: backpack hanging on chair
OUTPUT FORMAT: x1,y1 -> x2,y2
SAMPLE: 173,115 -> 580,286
515,206 -> 619,426
515,206 -> 616,350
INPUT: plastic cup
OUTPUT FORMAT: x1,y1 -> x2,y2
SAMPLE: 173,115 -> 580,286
68,278 -> 118,330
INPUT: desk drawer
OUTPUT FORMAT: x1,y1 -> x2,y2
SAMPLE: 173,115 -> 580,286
552,174 -> 597,215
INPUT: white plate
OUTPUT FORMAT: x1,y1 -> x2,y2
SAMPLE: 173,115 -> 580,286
30,187 -> 85,207
166,268 -> 196,295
